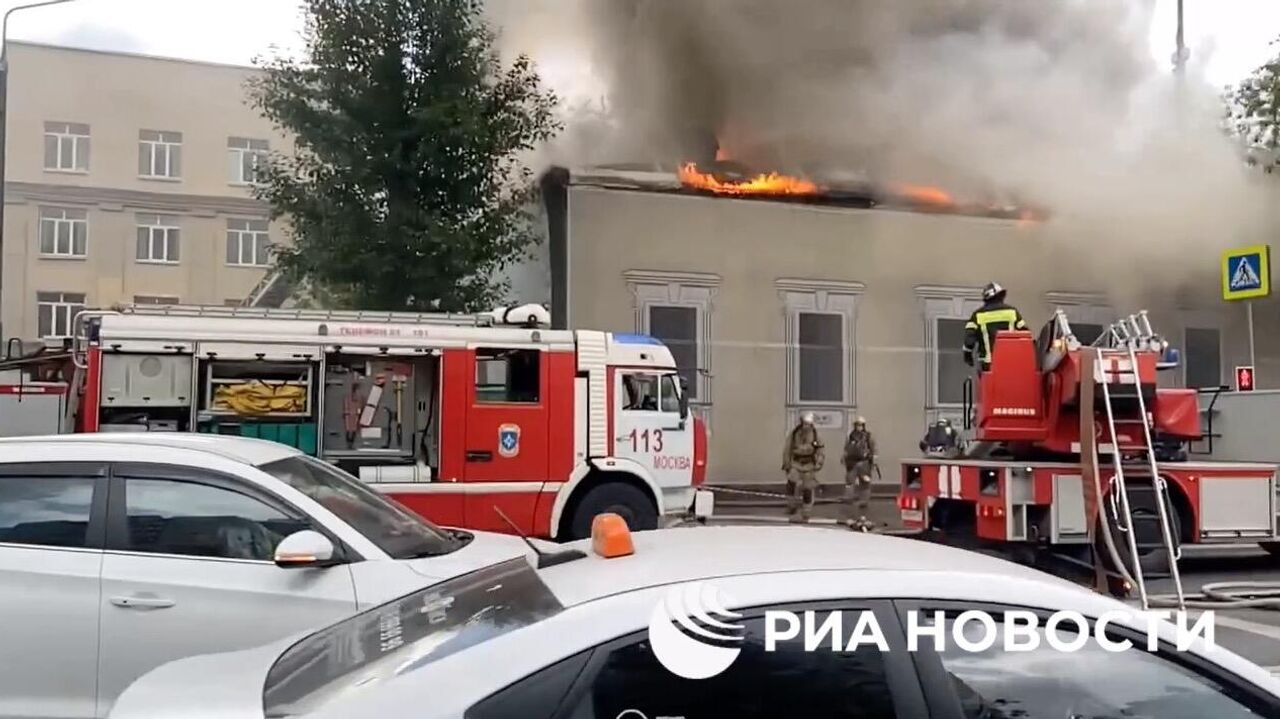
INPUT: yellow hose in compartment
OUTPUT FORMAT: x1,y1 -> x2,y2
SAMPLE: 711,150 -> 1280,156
213,381 -> 307,416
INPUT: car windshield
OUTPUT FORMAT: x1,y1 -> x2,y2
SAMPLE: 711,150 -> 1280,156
262,557 -> 563,718
258,455 -> 458,559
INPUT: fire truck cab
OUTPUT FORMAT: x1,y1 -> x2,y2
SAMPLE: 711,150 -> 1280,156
0,304 -> 712,541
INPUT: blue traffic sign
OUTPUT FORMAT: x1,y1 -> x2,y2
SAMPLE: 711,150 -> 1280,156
1221,245 -> 1271,301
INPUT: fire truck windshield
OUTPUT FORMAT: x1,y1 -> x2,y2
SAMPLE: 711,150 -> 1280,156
259,455 -> 459,559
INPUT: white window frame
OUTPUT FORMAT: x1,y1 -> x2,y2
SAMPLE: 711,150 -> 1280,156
139,130 -> 183,179
917,286 -> 983,418
624,270 -> 720,406
38,207 -> 88,259
36,291 -> 86,339
135,215 -> 181,264
777,279 -> 863,415
43,122 -> 89,173
227,137 -> 269,185
226,218 -> 271,267
1181,308 -> 1226,390
1044,291 -> 1113,344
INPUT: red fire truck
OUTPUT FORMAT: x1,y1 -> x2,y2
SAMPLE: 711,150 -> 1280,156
899,310 -> 1279,604
0,304 -> 712,541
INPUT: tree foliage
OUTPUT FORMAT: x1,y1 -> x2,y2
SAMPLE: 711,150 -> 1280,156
249,0 -> 561,311
1225,38 -> 1280,171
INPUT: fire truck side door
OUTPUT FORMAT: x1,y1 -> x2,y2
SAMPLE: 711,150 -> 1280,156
613,370 -> 694,495
462,347 -> 551,533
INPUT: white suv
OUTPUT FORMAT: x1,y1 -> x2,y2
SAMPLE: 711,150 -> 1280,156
0,433 -> 527,719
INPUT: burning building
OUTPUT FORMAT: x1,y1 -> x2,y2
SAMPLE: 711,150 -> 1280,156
536,160 -> 1267,490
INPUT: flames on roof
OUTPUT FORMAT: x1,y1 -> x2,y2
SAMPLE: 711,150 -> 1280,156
668,159 -> 1046,223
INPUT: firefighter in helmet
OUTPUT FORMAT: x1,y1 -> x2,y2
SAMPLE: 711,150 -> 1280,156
841,416 -> 877,530
782,412 -> 824,523
963,281 -> 1028,373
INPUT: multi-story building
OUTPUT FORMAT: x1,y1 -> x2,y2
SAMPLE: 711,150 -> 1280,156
1,41 -> 289,345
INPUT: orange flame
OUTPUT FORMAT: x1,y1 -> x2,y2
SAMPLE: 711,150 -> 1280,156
679,162 -> 820,196
889,183 -> 956,207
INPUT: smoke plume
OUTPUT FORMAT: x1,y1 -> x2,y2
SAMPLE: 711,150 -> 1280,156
487,0 -> 1279,305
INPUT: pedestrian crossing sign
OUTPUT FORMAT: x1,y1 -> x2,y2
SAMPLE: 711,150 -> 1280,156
1221,245 -> 1270,301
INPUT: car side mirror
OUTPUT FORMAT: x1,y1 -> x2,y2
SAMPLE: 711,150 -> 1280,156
274,530 -> 336,569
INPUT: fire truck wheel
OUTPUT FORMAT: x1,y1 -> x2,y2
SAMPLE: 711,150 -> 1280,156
567,481 -> 658,540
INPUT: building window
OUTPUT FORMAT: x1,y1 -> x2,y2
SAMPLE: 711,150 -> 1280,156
136,214 -> 181,264
138,130 -> 182,179
779,280 -> 862,409
38,207 -> 87,258
228,137 -> 269,185
226,218 -> 271,266
936,317 -> 971,405
36,291 -> 85,339
43,121 -> 90,172
625,270 -> 720,404
647,305 -> 700,399
917,287 -> 982,413
133,295 -> 179,306
1185,327 -> 1222,389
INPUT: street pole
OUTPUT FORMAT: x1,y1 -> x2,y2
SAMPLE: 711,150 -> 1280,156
0,0 -> 76,350
1247,302 -> 1256,370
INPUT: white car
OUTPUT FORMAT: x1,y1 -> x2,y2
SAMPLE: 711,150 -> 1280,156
0,433 -> 528,719
110,523 -> 1280,719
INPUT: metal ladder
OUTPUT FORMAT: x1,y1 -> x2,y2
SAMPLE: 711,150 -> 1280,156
1090,313 -> 1186,611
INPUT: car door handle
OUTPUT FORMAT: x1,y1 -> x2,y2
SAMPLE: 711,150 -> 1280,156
466,450 -> 493,462
110,595 -> 176,610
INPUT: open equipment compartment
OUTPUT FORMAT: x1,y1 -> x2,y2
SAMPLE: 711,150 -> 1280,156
195,352 -> 321,454
320,351 -> 440,481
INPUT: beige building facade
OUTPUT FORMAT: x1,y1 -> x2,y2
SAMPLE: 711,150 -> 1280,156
543,167 -> 1280,487
1,42 -> 288,344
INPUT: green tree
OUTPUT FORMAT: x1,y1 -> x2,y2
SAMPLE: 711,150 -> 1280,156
249,0 -> 561,311
1226,38 -> 1280,172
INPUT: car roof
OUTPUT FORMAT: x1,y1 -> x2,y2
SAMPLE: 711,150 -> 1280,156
0,433 -> 301,466
538,525 -> 1084,606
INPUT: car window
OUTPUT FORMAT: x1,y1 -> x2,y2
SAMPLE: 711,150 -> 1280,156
930,610 -> 1272,719
562,611 -> 897,719
123,478 -> 307,561
0,475 -> 96,549
263,557 -> 562,718
466,651 -> 593,719
258,454 -> 457,559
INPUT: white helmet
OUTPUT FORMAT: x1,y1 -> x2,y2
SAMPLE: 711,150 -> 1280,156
801,412 -> 816,425
854,416 -> 866,426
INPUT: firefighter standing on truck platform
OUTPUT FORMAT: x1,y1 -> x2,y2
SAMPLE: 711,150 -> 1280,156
963,282 -> 1028,373
783,412 -> 823,523
842,417 -> 876,531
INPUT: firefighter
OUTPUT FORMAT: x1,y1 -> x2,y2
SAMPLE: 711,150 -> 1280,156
963,281 -> 1028,373
782,412 -> 824,523
841,416 -> 877,530
920,418 -> 961,458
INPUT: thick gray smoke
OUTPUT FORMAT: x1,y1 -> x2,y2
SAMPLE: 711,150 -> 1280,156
486,0 -> 1278,305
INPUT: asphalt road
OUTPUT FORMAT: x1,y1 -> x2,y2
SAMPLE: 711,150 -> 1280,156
684,502 -> 1280,676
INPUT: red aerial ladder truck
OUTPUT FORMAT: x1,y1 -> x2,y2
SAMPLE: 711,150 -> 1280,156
899,310 -> 1279,607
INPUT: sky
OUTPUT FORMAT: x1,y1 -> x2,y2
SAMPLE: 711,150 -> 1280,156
2,0 -> 1278,91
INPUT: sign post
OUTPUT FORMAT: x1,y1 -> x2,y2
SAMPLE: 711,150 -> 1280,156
1236,366 -> 1256,392
1221,244 -> 1271,374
